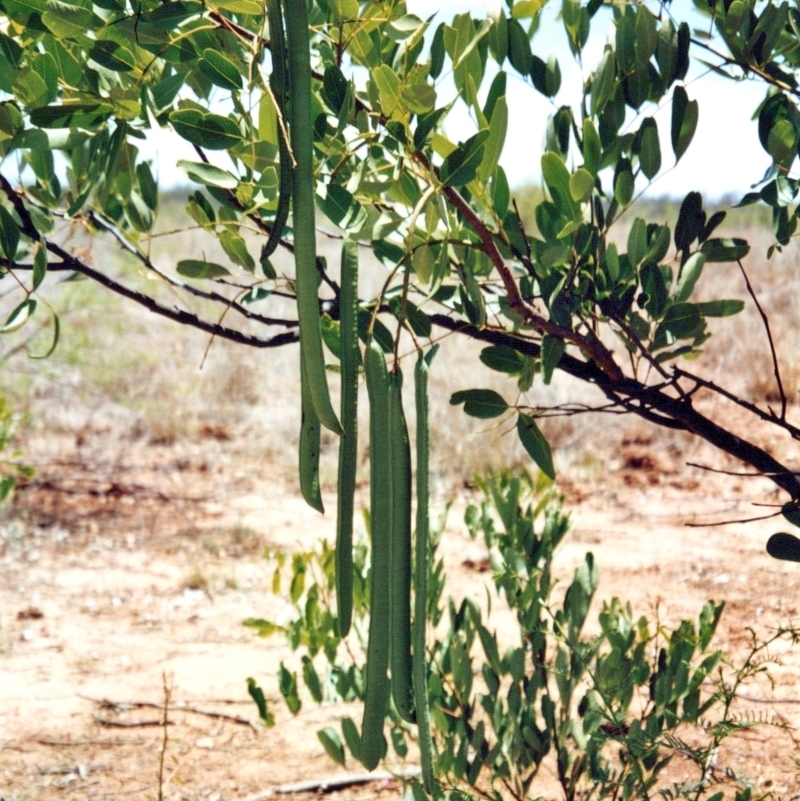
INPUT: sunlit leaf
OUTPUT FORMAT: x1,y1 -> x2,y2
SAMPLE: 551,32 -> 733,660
517,413 -> 555,479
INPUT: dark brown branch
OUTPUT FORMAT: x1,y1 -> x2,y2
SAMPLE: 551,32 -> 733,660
737,258 -> 787,419
4,258 -> 298,350
0,175 -> 299,349
673,367 -> 800,440
687,461 -> 800,477
85,211 -> 297,329
413,153 -> 624,382
428,314 -> 800,499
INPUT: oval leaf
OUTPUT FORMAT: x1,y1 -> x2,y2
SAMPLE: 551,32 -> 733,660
170,109 -> 243,150
517,412 -> 555,480
177,259 -> 231,279
177,160 -> 238,188
450,388 -> 508,418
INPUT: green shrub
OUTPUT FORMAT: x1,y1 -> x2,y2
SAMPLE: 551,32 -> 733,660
0,395 -> 32,503
247,471 -> 797,800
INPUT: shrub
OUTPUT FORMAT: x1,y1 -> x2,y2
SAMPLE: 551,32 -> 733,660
247,471 -> 799,800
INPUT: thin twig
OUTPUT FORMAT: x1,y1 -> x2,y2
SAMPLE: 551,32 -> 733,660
157,673 -> 171,801
81,696 -> 259,732
684,510 -> 782,527
3,257 -> 298,350
237,767 -> 421,800
93,716 -> 164,728
737,259 -> 788,420
687,461 -> 800,478
672,366 -> 800,440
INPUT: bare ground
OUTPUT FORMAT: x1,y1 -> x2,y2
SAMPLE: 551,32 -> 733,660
2,405 -> 800,801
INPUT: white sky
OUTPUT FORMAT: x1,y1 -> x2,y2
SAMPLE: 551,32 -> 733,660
143,0 -> 771,201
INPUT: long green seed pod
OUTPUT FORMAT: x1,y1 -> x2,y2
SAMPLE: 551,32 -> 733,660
361,340 -> 392,771
283,0 -> 342,436
299,351 -> 324,514
262,0 -> 291,260
413,349 -> 435,794
389,368 -> 414,723
336,236 -> 359,637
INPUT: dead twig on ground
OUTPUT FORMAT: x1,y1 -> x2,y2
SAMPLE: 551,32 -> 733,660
157,672 -> 172,801
237,767 -> 422,800
36,738 -> 146,746
81,694 -> 259,732
93,716 -> 165,728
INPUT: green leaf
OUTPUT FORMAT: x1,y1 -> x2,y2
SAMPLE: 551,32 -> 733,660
638,117 -> 661,180
582,118 -> 601,176
42,0 -> 93,39
0,299 -> 36,333
278,662 -> 301,714
0,101 -> 22,141
329,0 -> 358,22
177,160 -> 238,189
177,259 -> 231,279
507,18 -> 533,75
614,167 -> 634,206
440,131 -> 489,188
317,183 -> 366,232
694,299 -> 744,317
568,168 -> 594,202
541,152 -> 579,220
627,217 -> 648,268
401,83 -> 436,115
199,49 -> 242,91
541,334 -> 565,385
675,252 -> 706,303
0,206 -> 20,259
412,243 -> 435,285
479,344 -> 524,374
170,109 -> 243,150
478,95 -> 507,182
767,119 -> 797,165
89,39 -> 136,72
212,0 -> 262,14
517,413 -> 555,480
660,303 -> 703,340
537,54 -> 561,98
341,717 -> 362,762
136,162 -> 158,211
317,727 -> 345,766
671,85 -> 698,163
450,389 -> 508,418
372,64 -> 402,118
139,1 -> 203,30
29,102 -> 113,129
33,240 -> 47,291
700,237 -> 750,262
247,677 -> 275,728
404,301 -> 431,338
220,231 -> 255,272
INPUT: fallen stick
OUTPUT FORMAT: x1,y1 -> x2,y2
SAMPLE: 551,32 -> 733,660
238,766 -> 421,800
36,738 -> 146,747
81,695 -> 259,732
93,716 -> 164,728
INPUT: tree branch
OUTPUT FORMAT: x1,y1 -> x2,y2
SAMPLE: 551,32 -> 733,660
4,258 -> 298,350
428,314 -> 800,499
85,211 -> 297,329
413,154 -> 624,383
737,258 -> 788,419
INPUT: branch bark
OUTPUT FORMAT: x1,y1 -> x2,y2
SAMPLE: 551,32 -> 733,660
428,314 -> 800,500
